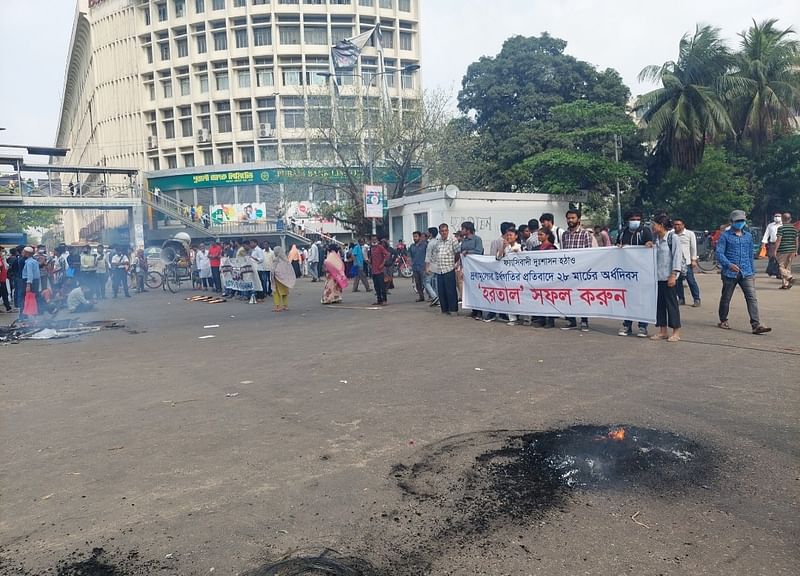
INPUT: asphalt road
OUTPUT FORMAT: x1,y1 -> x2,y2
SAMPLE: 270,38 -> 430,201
0,269 -> 797,575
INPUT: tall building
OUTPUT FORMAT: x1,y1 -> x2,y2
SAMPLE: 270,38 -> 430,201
55,0 -> 421,243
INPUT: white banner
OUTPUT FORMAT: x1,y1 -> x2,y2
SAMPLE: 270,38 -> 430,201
220,257 -> 262,293
461,247 -> 657,323
364,185 -> 384,219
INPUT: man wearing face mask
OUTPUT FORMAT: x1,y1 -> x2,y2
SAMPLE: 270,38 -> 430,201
616,209 -> 653,337
716,210 -> 771,335
760,213 -> 783,278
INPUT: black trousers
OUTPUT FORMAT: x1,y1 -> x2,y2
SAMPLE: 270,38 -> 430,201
372,273 -> 387,303
656,280 -> 681,328
211,267 -> 222,292
258,270 -> 271,296
0,281 -> 10,310
436,270 -> 458,313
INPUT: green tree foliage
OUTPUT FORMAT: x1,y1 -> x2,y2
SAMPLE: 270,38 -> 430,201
457,33 -> 630,189
0,208 -> 60,233
636,25 -> 736,170
753,134 -> 800,218
727,19 -> 800,155
651,147 -> 753,230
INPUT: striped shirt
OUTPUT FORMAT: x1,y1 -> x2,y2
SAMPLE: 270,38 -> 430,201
776,224 -> 798,254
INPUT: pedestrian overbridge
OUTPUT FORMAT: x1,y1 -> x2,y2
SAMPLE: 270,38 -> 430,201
0,193 -> 141,210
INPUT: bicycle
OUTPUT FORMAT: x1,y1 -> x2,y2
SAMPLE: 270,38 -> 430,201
145,270 -> 164,290
696,246 -> 719,272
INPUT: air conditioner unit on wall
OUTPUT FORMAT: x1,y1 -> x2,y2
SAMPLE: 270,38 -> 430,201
147,135 -> 158,149
258,123 -> 273,138
197,128 -> 210,143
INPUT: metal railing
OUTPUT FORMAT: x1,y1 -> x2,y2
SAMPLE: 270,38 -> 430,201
0,179 -> 139,199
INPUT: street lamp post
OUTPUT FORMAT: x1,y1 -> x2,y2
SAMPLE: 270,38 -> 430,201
318,64 -> 420,236
613,134 -> 623,236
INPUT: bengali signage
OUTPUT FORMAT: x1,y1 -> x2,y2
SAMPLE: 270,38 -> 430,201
210,203 -> 267,224
461,247 -> 657,323
147,167 -> 422,191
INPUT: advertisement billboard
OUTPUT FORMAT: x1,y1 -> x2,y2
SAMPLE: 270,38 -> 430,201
210,203 -> 268,224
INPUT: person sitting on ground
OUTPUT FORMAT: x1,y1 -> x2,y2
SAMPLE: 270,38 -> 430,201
67,284 -> 95,313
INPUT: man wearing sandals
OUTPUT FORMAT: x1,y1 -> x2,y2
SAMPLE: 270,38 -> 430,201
716,210 -> 771,335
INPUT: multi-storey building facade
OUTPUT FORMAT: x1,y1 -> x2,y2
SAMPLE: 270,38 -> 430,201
55,0 -> 421,243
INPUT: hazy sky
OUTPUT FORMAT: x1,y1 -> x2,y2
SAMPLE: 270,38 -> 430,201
0,0 -> 797,157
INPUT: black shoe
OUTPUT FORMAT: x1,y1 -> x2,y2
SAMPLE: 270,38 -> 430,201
429,297 -> 439,307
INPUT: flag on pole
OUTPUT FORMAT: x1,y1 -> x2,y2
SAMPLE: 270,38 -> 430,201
331,25 -> 377,70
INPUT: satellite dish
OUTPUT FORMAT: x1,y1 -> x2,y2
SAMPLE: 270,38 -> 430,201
444,185 -> 459,200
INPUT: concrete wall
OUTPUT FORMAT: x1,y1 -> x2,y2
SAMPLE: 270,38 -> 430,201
387,191 -> 577,245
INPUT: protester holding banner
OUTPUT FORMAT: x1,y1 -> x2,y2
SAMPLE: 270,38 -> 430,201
431,224 -> 461,315
494,225 -> 523,325
650,215 -> 683,342
617,209 -> 654,337
459,222 -> 484,319
561,209 -> 598,332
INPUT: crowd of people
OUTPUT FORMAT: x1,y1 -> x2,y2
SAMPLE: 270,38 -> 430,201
3,208 -> 793,336
0,242 -> 147,319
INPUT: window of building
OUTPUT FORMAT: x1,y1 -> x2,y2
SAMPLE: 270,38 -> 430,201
234,0 -> 247,6
379,0 -> 392,8
213,31 -> 227,50
145,46 -> 153,63
159,42 -> 170,60
399,31 -> 412,51
359,0 -> 374,6
217,113 -> 232,132
240,112 -> 254,131
216,100 -> 231,111
195,0 -> 205,12
304,26 -> 327,45
283,143 -> 306,161
234,28 -> 248,48
305,0 -> 324,5
215,71 -> 229,90
151,158 -> 161,171
282,68 -> 302,86
401,70 -> 414,89
237,70 -> 251,88
174,0 -> 186,17
196,34 -> 207,53
179,76 -> 191,95
279,26 -> 301,45
172,38 -> 187,58
331,0 -> 351,5
398,0 -> 410,10
165,155 -> 177,169
157,3 -> 168,21
380,28 -> 394,48
414,212 -> 428,232
253,27 -> 271,46
147,82 -> 156,100
310,144 -> 334,162
219,148 -> 234,164
144,7 -> 151,25
255,69 -> 273,87
240,146 -> 255,163
181,118 -> 193,136
162,80 -> 173,98
198,73 -> 209,92
163,121 -> 175,138
283,109 -> 305,129
253,0 -> 268,5
212,0 -> 225,9
238,99 -> 252,109
278,0 -> 299,4
203,150 -> 214,165
257,109 -> 277,127
260,145 -> 278,161
183,153 -> 195,167
331,27 -> 352,43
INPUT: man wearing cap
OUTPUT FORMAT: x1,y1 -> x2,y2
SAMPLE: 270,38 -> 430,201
716,210 -> 771,335
20,247 -> 42,319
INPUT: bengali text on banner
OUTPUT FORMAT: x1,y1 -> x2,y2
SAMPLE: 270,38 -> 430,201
461,247 -> 657,324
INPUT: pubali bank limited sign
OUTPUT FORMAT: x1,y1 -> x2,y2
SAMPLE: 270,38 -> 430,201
147,167 -> 422,192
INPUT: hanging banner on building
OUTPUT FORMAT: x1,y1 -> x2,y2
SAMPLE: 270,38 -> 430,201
210,203 -> 268,224
364,185 -> 384,219
220,257 -> 262,293
461,247 -> 657,323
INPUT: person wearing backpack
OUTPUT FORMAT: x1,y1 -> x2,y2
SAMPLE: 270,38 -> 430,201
650,215 -> 683,342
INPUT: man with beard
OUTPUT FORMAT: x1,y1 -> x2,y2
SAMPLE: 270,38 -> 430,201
560,209 -> 597,332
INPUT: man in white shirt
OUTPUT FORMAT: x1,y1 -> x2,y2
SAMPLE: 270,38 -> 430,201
672,218 -> 701,307
261,241 -> 274,296
307,241 -> 320,282
761,212 -> 783,277
67,285 -> 94,313
424,227 -> 439,306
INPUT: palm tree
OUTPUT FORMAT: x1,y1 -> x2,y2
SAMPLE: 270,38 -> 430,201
727,19 -> 800,155
635,25 -> 735,170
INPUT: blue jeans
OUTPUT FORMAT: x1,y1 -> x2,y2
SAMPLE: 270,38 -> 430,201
719,274 -> 760,327
623,319 -> 648,331
422,271 -> 437,299
676,267 -> 701,303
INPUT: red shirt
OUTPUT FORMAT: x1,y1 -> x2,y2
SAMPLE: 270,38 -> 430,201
0,258 -> 7,283
208,244 -> 222,267
368,243 -> 389,274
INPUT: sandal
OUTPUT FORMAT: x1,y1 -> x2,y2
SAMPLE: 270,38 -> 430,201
667,335 -> 681,342
717,321 -> 731,330
650,334 -> 667,340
